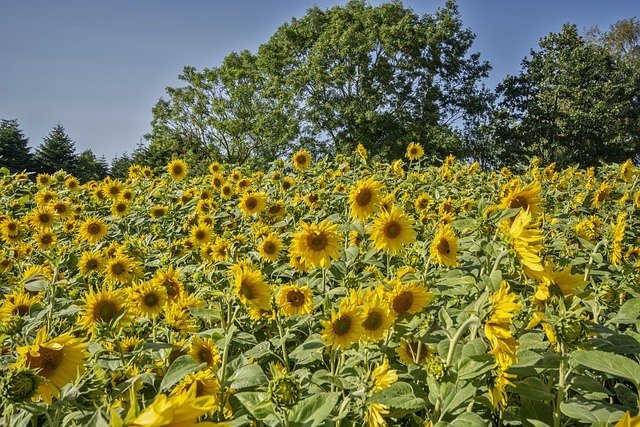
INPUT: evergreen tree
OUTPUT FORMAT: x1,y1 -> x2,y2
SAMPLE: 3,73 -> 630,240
33,124 -> 78,174
75,149 -> 108,182
0,119 -> 32,172
109,153 -> 133,179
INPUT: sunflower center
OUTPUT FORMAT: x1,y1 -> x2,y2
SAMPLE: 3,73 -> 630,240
240,282 -> 253,300
393,291 -> 414,314
15,304 -> 30,316
384,221 -> 402,239
418,198 -> 430,210
263,242 -> 277,255
8,223 -> 17,231
308,194 -> 319,203
364,311 -> 382,330
282,181 -> 292,190
109,187 -> 120,196
198,349 -> 212,365
245,198 -> 257,210
334,317 -> 352,336
295,155 -> 307,164
116,204 -> 127,212
356,190 -> 373,206
287,290 -> 305,307
87,223 -> 102,235
510,195 -> 528,210
308,232 -> 327,251
39,214 -> 51,223
437,238 -> 450,255
27,346 -> 62,378
223,186 -> 231,195
41,235 -> 53,244
95,301 -> 118,322
173,166 -> 183,175
86,259 -> 99,270
111,263 -> 125,275
143,293 -> 160,307
195,230 -> 206,240
214,178 -> 222,187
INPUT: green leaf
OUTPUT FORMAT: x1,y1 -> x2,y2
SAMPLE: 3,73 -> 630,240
234,391 -> 277,421
440,382 -> 476,416
367,382 -> 424,411
288,392 -> 341,427
448,412 -> 487,426
560,400 -> 626,424
188,307 -> 221,320
520,398 -> 554,427
510,377 -> 554,401
159,355 -> 206,391
228,363 -> 267,389
570,350 -> 640,387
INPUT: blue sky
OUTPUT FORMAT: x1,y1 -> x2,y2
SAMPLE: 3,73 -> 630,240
1,0 -> 638,163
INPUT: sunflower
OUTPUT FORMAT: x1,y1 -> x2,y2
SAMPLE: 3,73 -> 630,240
110,199 -> 130,217
414,193 -> 433,212
360,290 -> 394,343
387,280 -> 432,316
77,217 -> 109,244
357,143 -> 368,160
128,384 -> 219,427
232,265 -> 272,311
28,207 -> 56,230
429,224 -> 459,268
35,190 -> 56,206
503,210 -> 545,282
406,142 -> 424,160
349,176 -> 384,221
164,303 -> 198,335
281,177 -> 295,191
211,173 -> 225,190
170,369 -> 220,406
229,169 -> 242,181
104,254 -> 141,285
500,180 -> 543,216
591,182 -> 612,208
395,339 -> 436,365
321,299 -> 365,350
276,284 -> 313,317
14,327 -> 89,404
34,230 -> 57,250
220,183 -> 234,199
149,205 -> 168,219
266,200 -> 286,221
1,217 -> 22,240
289,220 -> 343,270
0,290 -> 40,317
102,178 -> 123,199
50,200 -> 71,218
369,206 -> 417,254
35,173 -> 52,186
257,233 -> 284,263
167,159 -> 188,181
533,263 -> 587,306
188,336 -> 222,370
130,280 -> 168,317
64,176 -> 80,191
488,370 -> 516,411
77,285 -> 129,333
611,213 -> 626,267
152,266 -> 184,301
238,191 -> 267,215
485,281 -> 521,370
189,224 -> 213,246
292,149 -> 312,172
78,251 -> 104,275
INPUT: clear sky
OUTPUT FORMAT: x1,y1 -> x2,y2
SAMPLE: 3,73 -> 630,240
1,0 -> 638,163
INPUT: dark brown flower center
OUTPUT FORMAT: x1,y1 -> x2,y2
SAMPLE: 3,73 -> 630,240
393,291 -> 413,314
363,311 -> 382,330
384,221 -> 401,238
287,290 -> 305,307
334,316 -> 351,336
356,190 -> 373,206
95,301 -> 117,322
437,238 -> 450,255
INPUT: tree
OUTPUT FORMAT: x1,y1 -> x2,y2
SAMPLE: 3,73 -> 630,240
75,149 -> 108,182
258,0 -> 491,160
586,17 -> 640,69
0,119 -> 32,172
109,153 -> 133,179
33,124 -> 78,174
494,24 -> 640,168
146,49 -> 299,169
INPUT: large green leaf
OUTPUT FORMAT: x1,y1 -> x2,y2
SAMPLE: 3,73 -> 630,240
510,377 -> 554,401
367,382 -> 425,411
570,350 -> 640,387
288,392 -> 341,427
159,355 -> 206,392
560,400 -> 626,424
228,363 -> 268,389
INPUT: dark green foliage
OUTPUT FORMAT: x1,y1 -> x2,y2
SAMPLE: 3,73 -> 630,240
493,24 -> 640,168
0,119 -> 32,172
33,124 -> 78,174
109,153 -> 133,179
75,149 -> 108,182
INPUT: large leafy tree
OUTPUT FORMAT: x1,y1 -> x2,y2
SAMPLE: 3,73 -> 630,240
258,0 -> 491,160
75,149 -> 108,182
33,124 -> 78,174
0,119 -> 32,172
587,17 -> 640,69
494,24 -> 640,168
146,50 -> 299,169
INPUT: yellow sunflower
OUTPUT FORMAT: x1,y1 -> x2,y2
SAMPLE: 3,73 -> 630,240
220,183 -> 234,199
0,217 -> 22,240
500,180 -> 543,216
64,176 -> 80,191
49,200 -> 71,218
257,233 -> 284,263
369,206 -> 417,254
504,210 -> 546,282
231,265 -> 272,311
321,299 -> 365,350
281,177 -> 295,191
170,369 -> 220,407
167,159 -> 188,181
151,266 -> 184,301
414,193 -> 433,212
188,336 -> 222,370
357,143 -> 368,160
104,254 -> 141,285
238,191 -> 267,215
189,223 -> 214,246
28,207 -> 56,230
34,230 -> 57,250
0,290 -> 41,317
77,285 -> 130,333
360,290 -> 394,343
78,251 -> 104,275
395,339 -> 436,365
102,177 -> 123,199
292,149 -> 312,172
149,205 -> 168,219
429,224 -> 459,268
406,142 -> 424,160
348,176 -> 384,221
130,280 -> 168,317
289,220 -> 343,270
485,281 -> 521,370
77,217 -> 109,244
276,284 -> 313,317
488,370 -> 516,411
532,262 -> 587,306
35,173 -> 52,186
386,280 -> 432,316
14,327 -> 89,404
110,199 -> 130,217
611,213 -> 626,267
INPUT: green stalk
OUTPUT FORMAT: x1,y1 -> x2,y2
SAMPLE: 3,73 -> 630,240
446,316 -> 480,366
554,343 -> 567,427
583,239 -> 608,282
275,311 -> 290,373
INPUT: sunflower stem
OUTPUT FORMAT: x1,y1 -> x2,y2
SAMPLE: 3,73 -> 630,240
490,248 -> 508,278
554,343 -> 567,427
583,239 -> 608,282
446,316 -> 480,366
275,311 -> 290,373
151,316 -> 157,343
217,303 -> 238,422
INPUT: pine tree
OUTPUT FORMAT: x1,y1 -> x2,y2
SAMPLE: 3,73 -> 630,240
33,124 -> 78,174
0,119 -> 33,172
75,149 -> 108,182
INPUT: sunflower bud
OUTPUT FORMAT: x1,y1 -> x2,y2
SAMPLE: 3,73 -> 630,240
596,283 -> 618,307
555,315 -> 589,346
269,374 -> 301,409
425,357 -> 447,381
0,367 -> 40,403
0,315 -> 24,335
475,217 -> 496,238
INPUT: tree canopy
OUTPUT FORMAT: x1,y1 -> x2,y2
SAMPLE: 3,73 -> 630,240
0,119 -> 32,172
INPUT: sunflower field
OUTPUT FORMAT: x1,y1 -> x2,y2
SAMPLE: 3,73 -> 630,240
1,145 -> 640,427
